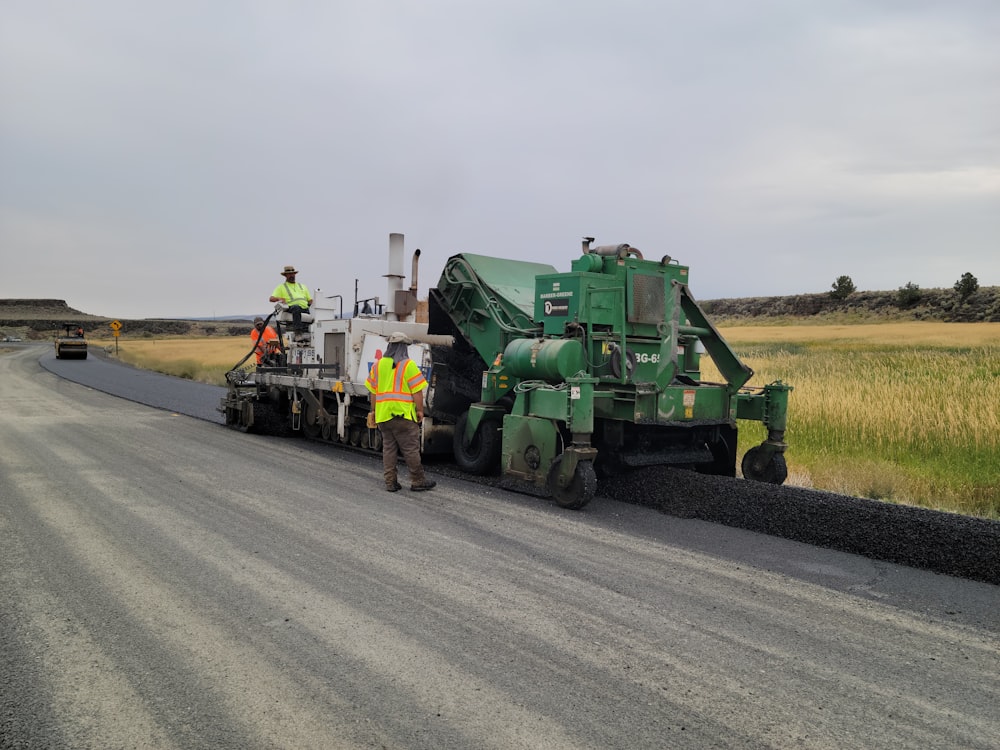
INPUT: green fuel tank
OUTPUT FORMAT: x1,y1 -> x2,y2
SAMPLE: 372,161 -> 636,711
502,338 -> 586,382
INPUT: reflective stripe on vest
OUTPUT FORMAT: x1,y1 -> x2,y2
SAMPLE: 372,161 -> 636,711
369,357 -> 426,422
281,282 -> 310,308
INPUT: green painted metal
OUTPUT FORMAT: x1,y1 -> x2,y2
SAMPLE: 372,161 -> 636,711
503,338 -> 586,382
501,414 -> 560,486
432,253 -> 553,363
432,241 -> 792,504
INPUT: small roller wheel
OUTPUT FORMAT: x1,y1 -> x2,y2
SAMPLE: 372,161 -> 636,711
454,412 -> 501,475
301,401 -> 321,439
741,446 -> 788,485
547,455 -> 597,510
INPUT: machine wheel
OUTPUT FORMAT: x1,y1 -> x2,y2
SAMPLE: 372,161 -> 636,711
301,400 -> 321,439
370,428 -> 383,452
741,446 -> 788,485
453,412 -> 501,475
547,455 -> 597,510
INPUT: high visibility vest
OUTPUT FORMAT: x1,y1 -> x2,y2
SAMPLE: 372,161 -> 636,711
249,326 -> 279,362
365,357 -> 427,423
272,281 -> 311,309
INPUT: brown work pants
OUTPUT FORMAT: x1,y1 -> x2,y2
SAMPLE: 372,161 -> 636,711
379,416 -> 425,487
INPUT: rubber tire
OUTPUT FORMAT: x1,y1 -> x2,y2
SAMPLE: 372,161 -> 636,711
453,411 -> 501,475
301,400 -> 321,439
741,446 -> 789,485
547,455 -> 597,510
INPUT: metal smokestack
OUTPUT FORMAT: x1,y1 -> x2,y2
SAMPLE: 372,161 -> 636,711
386,233 -> 405,318
410,248 -> 421,292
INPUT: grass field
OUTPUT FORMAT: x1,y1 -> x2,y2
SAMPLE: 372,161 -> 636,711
92,336 -> 255,385
712,322 -> 1000,519
93,321 -> 1000,519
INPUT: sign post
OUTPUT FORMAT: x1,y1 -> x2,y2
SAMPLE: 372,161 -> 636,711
109,320 -> 122,356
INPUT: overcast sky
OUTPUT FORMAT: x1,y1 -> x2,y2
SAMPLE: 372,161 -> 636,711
2,0 -> 998,319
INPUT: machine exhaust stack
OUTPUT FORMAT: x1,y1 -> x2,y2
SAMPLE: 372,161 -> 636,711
410,248 -> 421,293
386,233 -> 406,319
385,232 -> 419,322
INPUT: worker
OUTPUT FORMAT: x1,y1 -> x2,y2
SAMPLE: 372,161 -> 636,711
249,316 -> 279,365
269,265 -> 313,330
365,332 -> 436,492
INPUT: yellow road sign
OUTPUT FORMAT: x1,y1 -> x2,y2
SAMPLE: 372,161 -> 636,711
110,320 -> 122,331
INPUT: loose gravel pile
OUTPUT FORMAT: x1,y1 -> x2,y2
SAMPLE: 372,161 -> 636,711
602,467 -> 1000,585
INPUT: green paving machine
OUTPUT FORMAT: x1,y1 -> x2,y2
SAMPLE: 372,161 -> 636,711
428,238 -> 791,509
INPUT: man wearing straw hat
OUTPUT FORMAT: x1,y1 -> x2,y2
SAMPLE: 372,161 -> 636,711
269,265 -> 313,330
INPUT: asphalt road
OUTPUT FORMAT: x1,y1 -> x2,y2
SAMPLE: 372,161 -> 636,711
2,343 -> 999,749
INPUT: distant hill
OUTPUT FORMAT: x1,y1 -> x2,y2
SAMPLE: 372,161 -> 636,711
699,286 -> 1000,324
3,285 -> 999,340
0,299 -> 252,339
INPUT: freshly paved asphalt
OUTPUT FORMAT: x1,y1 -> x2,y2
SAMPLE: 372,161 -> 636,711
40,343 -> 226,423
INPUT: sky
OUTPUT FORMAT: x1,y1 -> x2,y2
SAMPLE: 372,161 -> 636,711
1,0 -> 998,320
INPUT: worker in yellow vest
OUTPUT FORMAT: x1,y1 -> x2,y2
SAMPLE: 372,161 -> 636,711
269,265 -> 313,330
365,332 -> 436,492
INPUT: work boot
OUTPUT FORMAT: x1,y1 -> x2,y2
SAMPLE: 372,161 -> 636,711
386,481 -> 402,492
410,480 -> 436,492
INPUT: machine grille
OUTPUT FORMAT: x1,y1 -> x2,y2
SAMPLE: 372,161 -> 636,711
630,273 -> 665,324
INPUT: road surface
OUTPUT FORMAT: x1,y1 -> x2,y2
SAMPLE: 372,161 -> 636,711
2,344 -> 998,749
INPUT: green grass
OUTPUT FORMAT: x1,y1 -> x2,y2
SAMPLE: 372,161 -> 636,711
719,327 -> 1000,519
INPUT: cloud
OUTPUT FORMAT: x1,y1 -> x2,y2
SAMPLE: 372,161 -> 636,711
1,1 -> 998,316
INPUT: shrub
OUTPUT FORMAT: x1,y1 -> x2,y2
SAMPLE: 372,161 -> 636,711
897,282 -> 921,309
954,272 -> 979,305
830,275 -> 856,300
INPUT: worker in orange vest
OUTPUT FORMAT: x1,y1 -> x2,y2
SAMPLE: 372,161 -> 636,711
249,317 -> 280,365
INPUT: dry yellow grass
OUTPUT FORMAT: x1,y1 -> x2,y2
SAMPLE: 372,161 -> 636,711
92,336 -> 255,384
719,321 -> 1000,348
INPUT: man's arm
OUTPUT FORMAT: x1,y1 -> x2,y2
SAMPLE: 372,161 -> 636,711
270,284 -> 288,304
